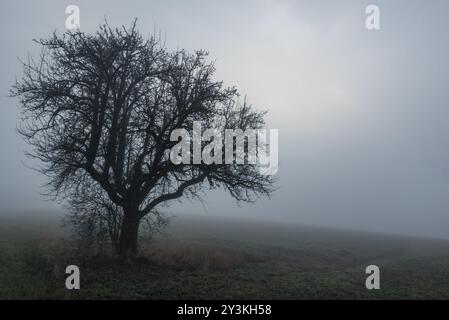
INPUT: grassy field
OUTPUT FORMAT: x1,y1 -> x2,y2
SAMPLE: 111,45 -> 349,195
1,212 -> 449,299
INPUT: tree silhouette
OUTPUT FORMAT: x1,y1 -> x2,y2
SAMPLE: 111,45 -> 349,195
11,21 -> 275,258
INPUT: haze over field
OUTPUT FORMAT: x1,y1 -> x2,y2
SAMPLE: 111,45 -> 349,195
1,212 -> 449,299
1,0 -> 449,239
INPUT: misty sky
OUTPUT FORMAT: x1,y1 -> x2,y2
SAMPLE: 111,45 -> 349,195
1,0 -> 449,238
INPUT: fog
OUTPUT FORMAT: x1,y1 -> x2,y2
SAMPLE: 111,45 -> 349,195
1,0 -> 449,239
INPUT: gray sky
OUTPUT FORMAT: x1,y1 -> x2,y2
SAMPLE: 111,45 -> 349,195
1,0 -> 449,238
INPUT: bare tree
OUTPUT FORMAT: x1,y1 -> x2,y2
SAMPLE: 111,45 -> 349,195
11,21 -> 275,258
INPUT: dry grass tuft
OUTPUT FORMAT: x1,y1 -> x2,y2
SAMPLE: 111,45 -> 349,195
140,240 -> 255,272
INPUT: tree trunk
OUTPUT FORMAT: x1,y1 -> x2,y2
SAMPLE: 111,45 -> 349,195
118,207 -> 140,259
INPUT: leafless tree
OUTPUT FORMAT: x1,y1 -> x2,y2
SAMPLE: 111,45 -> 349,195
11,21 -> 275,258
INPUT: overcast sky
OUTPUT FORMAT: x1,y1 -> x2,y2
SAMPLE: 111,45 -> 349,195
1,0 -> 449,238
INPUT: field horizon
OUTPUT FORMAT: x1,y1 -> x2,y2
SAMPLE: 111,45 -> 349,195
1,211 -> 449,299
